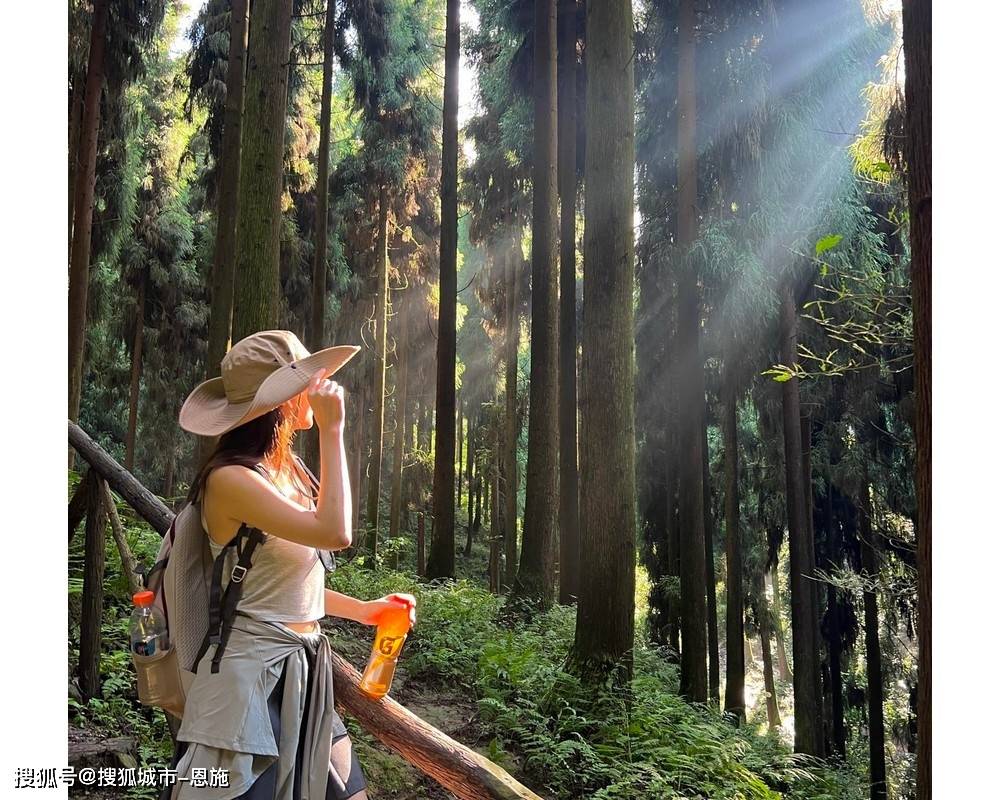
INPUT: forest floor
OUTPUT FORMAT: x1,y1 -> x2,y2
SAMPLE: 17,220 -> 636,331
323,603 -> 535,799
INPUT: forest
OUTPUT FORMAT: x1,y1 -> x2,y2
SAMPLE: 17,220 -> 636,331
66,0 -> 931,798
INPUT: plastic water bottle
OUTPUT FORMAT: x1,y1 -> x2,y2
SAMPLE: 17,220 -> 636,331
359,597 -> 414,700
130,590 -> 168,657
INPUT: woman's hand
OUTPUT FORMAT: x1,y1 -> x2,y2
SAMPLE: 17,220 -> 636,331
307,367 -> 346,431
358,593 -> 417,627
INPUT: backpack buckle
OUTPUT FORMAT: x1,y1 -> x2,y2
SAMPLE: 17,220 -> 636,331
230,564 -> 248,583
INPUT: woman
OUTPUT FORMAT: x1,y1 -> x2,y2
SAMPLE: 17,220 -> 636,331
167,330 -> 416,800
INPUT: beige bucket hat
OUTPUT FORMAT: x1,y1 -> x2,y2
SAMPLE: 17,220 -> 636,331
179,330 -> 360,437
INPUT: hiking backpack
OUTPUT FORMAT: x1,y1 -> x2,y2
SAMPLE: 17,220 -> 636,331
134,456 -> 335,718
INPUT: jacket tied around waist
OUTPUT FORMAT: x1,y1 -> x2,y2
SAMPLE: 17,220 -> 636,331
169,611 -> 348,800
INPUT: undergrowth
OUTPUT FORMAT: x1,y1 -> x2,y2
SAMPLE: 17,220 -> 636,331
69,476 -> 867,800
329,561 -> 867,800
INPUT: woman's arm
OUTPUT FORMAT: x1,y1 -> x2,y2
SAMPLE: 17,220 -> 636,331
324,589 -> 419,626
206,370 -> 353,551
324,589 -> 369,623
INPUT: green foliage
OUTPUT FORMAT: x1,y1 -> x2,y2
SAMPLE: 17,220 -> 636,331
326,562 -> 864,800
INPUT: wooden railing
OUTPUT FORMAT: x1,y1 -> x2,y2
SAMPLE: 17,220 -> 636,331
68,420 -> 545,800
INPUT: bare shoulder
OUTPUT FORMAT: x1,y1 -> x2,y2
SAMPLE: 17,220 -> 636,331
206,463 -> 267,503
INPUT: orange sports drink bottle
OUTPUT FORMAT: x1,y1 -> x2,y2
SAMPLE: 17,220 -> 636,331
359,596 -> 414,700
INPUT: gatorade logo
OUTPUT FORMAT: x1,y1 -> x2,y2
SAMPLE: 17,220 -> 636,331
378,635 -> 404,656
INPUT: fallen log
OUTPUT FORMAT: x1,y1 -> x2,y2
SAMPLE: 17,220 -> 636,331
68,735 -> 136,766
69,420 -> 173,535
329,650 -> 544,800
69,421 -> 546,799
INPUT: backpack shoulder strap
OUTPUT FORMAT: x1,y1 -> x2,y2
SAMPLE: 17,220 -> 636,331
191,461 -> 272,674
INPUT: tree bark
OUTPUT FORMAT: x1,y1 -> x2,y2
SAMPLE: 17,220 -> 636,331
427,0 -> 461,579
101,480 -> 143,596
69,472 -> 89,543
825,484 -> 847,758
231,0 -> 294,341
703,403 -> 720,708
770,565 -> 792,683
68,68 -> 84,261
723,375 -> 744,721
204,0 -> 249,452
514,0 -> 560,608
676,0 -> 708,703
489,437 -> 502,592
570,0 -> 635,684
780,281 -> 824,755
365,187 -> 390,562
78,471 -> 108,700
468,413 -> 476,528
801,415 -> 825,730
758,571 -> 781,731
389,295 -> 410,560
557,0 -> 580,606
303,0 -> 338,472
457,400 -> 464,509
860,486 -> 887,800
125,273 -> 146,472
502,247 -> 520,592
68,0 -> 110,441
901,1 -> 931,795
68,421 -> 174,535
465,415 -> 475,556
665,352 -> 681,658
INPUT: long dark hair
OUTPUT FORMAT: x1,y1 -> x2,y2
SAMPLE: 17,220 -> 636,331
184,404 -> 307,507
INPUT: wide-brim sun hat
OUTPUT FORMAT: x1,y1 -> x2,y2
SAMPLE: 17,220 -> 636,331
179,330 -> 361,437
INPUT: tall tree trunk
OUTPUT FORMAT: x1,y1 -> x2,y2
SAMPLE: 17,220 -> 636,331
515,0 -> 560,608
676,0 -> 707,703
231,0 -> 294,341
801,415 -> 825,732
490,441 -> 502,590
502,246 -> 520,592
860,486 -> 887,800
304,0 -> 338,472
758,571 -> 781,731
68,0 -> 110,442
350,390 -> 363,538
68,68 -> 85,261
474,456 -> 483,530
824,483 -> 847,759
457,401 -> 464,509
665,343 -> 682,659
571,0 -> 635,683
703,403 -> 720,708
204,0 -> 249,372
365,187 -> 390,561
901,2 -> 931,795
557,0 -> 581,606
125,274 -> 146,472
723,374 -> 744,721
389,296 -> 410,557
417,510 -> 426,576
780,281 -> 824,755
427,0 -> 461,579
465,415 -> 475,555
771,565 -> 792,683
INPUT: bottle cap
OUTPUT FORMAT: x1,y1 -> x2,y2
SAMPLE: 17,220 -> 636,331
132,590 -> 155,607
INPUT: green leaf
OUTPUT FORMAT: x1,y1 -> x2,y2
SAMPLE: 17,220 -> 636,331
814,234 -> 843,257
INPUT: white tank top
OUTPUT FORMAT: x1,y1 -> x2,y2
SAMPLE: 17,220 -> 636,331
202,466 -> 326,624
